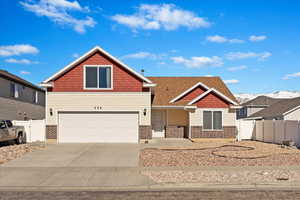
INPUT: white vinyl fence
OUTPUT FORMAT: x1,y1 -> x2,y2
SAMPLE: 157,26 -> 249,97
237,119 -> 256,140
255,120 -> 300,146
238,119 -> 300,147
13,120 -> 45,142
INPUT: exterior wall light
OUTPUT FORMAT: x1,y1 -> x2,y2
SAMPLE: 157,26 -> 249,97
143,108 -> 147,116
50,108 -> 53,116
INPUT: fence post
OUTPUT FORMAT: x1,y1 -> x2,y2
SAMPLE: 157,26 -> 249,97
262,119 -> 264,142
273,119 -> 275,143
298,120 -> 300,147
284,120 -> 286,141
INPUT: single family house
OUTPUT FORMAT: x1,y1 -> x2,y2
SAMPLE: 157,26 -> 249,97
0,69 -> 45,120
40,46 -> 239,143
237,96 -> 284,119
247,97 -> 300,120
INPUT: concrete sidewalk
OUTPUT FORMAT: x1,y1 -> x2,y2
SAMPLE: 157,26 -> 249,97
0,167 -> 155,188
1,166 -> 300,191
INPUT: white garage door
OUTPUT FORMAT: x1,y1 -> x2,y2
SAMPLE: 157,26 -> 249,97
58,112 -> 139,143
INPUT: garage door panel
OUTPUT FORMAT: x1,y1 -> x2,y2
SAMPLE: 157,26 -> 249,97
58,112 -> 138,143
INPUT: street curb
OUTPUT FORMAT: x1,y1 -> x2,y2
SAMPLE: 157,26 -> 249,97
0,183 -> 300,192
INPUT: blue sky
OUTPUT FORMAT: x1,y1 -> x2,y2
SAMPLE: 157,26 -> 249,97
1,0 -> 300,94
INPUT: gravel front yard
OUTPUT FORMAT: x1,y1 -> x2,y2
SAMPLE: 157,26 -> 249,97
0,143 -> 44,164
140,141 -> 300,167
142,169 -> 300,184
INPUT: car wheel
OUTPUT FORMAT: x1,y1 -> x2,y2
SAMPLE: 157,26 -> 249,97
15,134 -> 23,144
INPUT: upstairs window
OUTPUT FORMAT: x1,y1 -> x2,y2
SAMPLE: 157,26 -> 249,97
10,83 -> 19,98
33,91 -> 38,104
85,65 -> 112,89
203,111 -> 223,130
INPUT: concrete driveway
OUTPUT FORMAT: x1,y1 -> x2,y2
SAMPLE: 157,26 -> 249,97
0,143 -> 155,189
2,143 -> 140,167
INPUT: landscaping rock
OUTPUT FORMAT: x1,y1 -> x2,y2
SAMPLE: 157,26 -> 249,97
0,143 -> 44,164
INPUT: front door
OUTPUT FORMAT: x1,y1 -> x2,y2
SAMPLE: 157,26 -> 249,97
151,110 -> 166,137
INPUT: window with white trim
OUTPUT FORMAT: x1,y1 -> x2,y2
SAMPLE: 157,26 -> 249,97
203,111 -> 222,130
85,66 -> 112,89
10,83 -> 19,98
33,91 -> 38,104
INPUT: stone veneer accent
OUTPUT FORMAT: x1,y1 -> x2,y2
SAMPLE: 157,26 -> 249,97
166,126 -> 186,138
46,125 -> 57,139
191,126 -> 236,138
139,125 -> 152,139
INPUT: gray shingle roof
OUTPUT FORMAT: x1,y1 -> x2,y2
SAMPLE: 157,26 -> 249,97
0,69 -> 44,92
242,96 -> 284,107
248,97 -> 300,119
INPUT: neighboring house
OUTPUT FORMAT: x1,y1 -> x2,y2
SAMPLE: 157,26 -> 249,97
247,97 -> 300,120
40,46 -> 239,143
0,69 -> 45,120
237,96 -> 284,119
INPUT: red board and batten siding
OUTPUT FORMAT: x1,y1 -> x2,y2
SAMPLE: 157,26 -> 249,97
195,93 -> 230,108
181,87 -> 206,101
177,86 -> 230,108
51,52 -> 143,92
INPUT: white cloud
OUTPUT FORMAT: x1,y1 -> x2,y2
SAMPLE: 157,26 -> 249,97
225,51 -> 271,60
224,79 -> 239,84
0,44 -> 39,57
20,70 -> 31,75
171,56 -> 223,68
249,35 -> 267,42
204,74 -> 213,77
5,58 -> 39,64
206,35 -> 244,44
20,0 -> 96,34
227,65 -> 247,71
72,53 -> 79,58
282,72 -> 300,80
121,52 -> 154,59
121,52 -> 166,60
111,4 -> 210,31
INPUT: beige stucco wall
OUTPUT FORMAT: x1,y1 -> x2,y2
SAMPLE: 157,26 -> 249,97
189,108 -> 236,127
46,92 -> 151,125
167,109 -> 189,126
284,107 -> 300,120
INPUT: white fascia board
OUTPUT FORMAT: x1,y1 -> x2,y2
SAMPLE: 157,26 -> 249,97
152,105 -> 187,109
43,46 -> 152,84
143,83 -> 157,87
230,105 -> 243,109
169,82 -> 210,103
244,117 -> 263,120
39,82 -> 53,87
283,105 -> 300,116
184,105 -> 197,110
188,88 -> 238,106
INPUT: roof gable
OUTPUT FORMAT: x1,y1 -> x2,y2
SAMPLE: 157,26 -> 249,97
43,46 -> 152,84
169,82 -> 210,103
188,88 -> 238,106
148,76 -> 238,106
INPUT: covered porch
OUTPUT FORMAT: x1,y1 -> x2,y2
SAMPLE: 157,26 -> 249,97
151,106 -> 194,139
